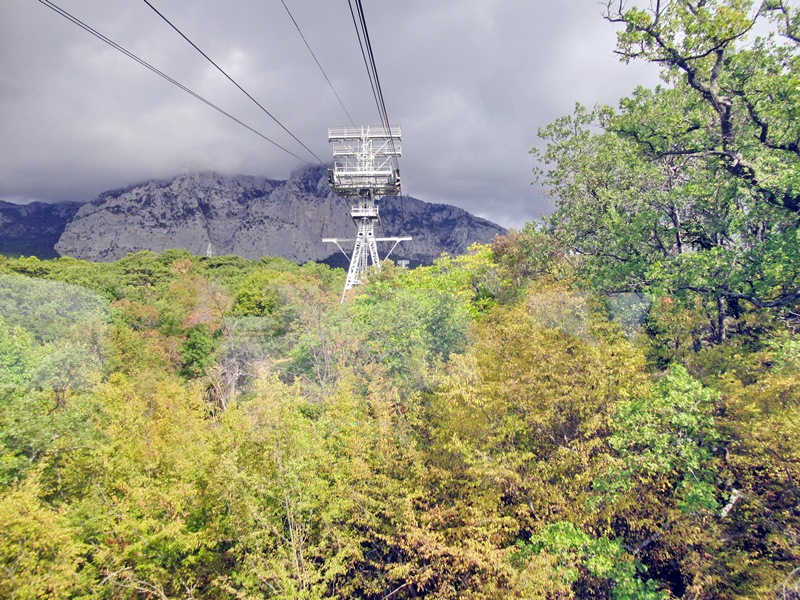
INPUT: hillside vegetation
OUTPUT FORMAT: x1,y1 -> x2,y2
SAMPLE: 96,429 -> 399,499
1,1 -> 799,598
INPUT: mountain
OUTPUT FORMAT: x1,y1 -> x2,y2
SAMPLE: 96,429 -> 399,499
0,200 -> 83,258
7,167 -> 506,264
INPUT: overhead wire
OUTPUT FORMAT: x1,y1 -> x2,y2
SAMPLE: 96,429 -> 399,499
356,0 -> 392,133
278,0 -> 356,128
38,0 -> 313,165
42,0 -> 400,173
141,0 -> 325,166
346,0 -> 382,127
347,0 -> 400,169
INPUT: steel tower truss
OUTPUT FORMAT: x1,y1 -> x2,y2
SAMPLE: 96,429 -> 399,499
324,126 -> 410,302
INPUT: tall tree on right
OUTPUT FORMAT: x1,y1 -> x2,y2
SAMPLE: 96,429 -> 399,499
534,0 -> 800,342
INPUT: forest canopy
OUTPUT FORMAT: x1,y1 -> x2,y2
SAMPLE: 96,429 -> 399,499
1,1 -> 799,598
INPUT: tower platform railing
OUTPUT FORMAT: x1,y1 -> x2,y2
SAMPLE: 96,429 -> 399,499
328,126 -> 401,140
351,204 -> 380,219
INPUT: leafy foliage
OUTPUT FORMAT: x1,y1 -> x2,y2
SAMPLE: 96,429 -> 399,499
533,1 -> 800,354
2,2 -> 800,595
512,522 -> 664,599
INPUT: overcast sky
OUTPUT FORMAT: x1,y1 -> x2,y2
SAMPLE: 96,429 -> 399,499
0,0 -> 662,229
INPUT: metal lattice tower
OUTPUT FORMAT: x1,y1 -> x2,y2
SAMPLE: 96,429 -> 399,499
323,126 -> 411,302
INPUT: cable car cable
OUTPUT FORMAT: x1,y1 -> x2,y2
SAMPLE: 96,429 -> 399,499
141,0 -> 326,165
279,0 -> 356,127
355,0 -> 389,130
351,0 -> 399,167
38,0 -> 312,165
345,0 -> 382,127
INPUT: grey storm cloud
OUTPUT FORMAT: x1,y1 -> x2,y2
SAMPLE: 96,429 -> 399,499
0,0 -> 661,229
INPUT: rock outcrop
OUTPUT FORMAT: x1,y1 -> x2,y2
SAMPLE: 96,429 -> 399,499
54,167 -> 505,264
0,200 -> 83,258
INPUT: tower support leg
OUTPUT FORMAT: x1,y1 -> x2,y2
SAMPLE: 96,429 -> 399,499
341,217 -> 382,303
366,226 -> 380,268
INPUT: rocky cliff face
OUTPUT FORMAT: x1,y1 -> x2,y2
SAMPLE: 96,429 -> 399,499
54,167 -> 506,264
0,200 -> 83,258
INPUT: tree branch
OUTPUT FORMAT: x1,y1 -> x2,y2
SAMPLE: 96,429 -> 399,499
685,285 -> 800,308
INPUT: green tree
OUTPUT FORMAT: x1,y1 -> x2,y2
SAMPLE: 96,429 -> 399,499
58,373 -> 223,598
491,223 -> 570,302
232,270 -> 283,318
0,478 -> 90,598
179,324 -> 218,378
534,0 -> 800,342
0,315 -> 36,390
512,522 -> 665,599
708,332 -> 800,596
400,296 -> 651,597
0,274 -> 108,343
602,365 -> 721,514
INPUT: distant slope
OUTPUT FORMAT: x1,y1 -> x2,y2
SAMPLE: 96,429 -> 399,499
5,167 -> 505,264
0,200 -> 83,258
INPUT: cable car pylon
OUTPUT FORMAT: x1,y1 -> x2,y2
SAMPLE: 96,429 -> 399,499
323,125 -> 410,302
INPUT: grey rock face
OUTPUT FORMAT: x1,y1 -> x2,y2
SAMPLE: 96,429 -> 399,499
0,201 -> 83,258
52,167 -> 505,264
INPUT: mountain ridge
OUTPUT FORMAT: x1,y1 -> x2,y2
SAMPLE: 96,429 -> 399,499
3,168 -> 506,264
